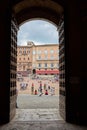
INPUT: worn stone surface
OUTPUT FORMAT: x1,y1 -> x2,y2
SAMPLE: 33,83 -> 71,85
1,120 -> 87,130
0,95 -> 87,130
12,109 -> 62,121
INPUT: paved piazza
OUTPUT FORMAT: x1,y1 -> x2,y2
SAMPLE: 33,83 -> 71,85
0,76 -> 87,130
17,76 -> 59,95
17,94 -> 59,109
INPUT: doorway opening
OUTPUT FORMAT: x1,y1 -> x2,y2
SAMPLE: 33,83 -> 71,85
32,69 -> 36,74
10,0 -> 65,123
15,19 -> 64,121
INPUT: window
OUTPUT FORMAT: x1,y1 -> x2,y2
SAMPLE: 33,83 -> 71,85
25,51 -> 26,55
45,63 -> 47,67
51,63 -> 54,67
24,49 -> 26,55
38,63 -> 41,68
38,56 -> 41,59
19,51 -> 22,55
28,48 -> 30,54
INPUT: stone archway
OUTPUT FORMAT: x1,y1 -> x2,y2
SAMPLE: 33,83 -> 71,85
32,69 -> 36,74
11,0 -> 65,122
1,0 -> 87,125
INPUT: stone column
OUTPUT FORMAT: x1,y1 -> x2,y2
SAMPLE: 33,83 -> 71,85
58,15 -> 65,120
10,14 -> 18,121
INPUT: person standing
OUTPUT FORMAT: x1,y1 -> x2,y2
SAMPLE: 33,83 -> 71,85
39,81 -> 43,96
50,87 -> 53,96
45,90 -> 48,95
31,83 -> 34,94
39,81 -> 42,93
44,83 -> 46,90
16,88 -> 18,108
35,90 -> 37,95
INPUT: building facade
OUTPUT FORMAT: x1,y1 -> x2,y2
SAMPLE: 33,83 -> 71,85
17,42 -> 33,76
17,41 -> 59,76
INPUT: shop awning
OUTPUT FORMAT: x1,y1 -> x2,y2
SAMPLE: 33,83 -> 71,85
36,70 -> 59,74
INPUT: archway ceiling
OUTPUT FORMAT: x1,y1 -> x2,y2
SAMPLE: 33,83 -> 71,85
12,0 -> 64,26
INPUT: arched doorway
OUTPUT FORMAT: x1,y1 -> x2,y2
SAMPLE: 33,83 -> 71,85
32,69 -> 36,75
2,0 -> 87,125
10,0 -> 65,123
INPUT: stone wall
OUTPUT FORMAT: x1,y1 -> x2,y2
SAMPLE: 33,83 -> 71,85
10,15 -> 18,120
58,15 -> 65,120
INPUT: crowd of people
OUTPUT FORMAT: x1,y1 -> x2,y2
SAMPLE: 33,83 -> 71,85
25,80 -> 55,96
17,75 -> 59,95
16,75 -> 59,108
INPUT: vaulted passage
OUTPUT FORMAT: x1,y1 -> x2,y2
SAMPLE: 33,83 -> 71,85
0,0 -> 87,126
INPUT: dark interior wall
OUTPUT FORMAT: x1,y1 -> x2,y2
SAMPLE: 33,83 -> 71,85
65,0 -> 87,124
0,1 -> 11,124
78,0 -> 87,124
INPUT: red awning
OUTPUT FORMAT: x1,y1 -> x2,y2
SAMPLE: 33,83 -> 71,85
36,70 -> 59,74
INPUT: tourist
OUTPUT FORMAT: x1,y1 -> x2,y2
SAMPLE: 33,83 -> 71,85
35,90 -> 37,95
50,87 -> 54,96
39,81 -> 42,93
45,90 -> 48,95
44,83 -> 46,90
16,88 -> 18,108
39,82 -> 43,96
31,83 -> 34,94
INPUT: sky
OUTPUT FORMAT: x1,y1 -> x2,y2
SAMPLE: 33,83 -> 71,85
17,20 -> 59,46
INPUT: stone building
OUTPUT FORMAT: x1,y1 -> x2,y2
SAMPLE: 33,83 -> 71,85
17,41 -> 59,76
17,41 -> 33,76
